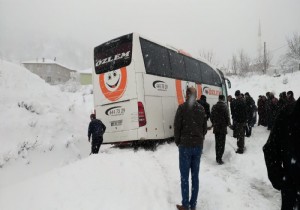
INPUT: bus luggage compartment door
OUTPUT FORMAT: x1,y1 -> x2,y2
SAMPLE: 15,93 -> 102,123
144,96 -> 164,139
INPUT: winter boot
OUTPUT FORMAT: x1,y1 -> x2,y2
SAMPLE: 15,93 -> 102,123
176,204 -> 188,210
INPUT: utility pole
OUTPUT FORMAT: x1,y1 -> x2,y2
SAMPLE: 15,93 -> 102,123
263,42 -> 267,74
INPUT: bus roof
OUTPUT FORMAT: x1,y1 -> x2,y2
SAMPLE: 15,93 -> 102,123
133,32 -> 221,78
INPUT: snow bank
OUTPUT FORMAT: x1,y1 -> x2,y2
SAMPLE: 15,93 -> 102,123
228,72 -> 300,100
0,129 -> 281,210
0,60 -> 93,169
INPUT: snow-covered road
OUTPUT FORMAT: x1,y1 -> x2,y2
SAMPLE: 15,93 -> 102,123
0,126 -> 281,210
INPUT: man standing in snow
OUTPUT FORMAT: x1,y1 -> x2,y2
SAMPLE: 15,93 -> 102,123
244,92 -> 256,137
174,87 -> 207,210
257,95 -> 267,126
197,95 -> 210,121
263,97 -> 300,210
88,114 -> 106,154
287,90 -> 296,112
210,95 -> 231,165
231,90 -> 247,154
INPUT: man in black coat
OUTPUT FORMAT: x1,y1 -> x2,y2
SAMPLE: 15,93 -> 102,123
174,87 -> 207,210
245,92 -> 256,137
88,114 -> 106,154
210,95 -> 230,164
197,95 -> 210,121
231,90 -> 247,154
258,95 -> 267,126
263,97 -> 300,210
287,91 -> 296,112
267,92 -> 279,130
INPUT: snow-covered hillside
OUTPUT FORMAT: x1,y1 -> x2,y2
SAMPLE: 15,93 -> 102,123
0,60 -> 93,187
1,60 -> 299,210
228,72 -> 300,101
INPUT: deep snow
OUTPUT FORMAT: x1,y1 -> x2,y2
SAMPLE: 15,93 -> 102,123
0,60 -> 299,210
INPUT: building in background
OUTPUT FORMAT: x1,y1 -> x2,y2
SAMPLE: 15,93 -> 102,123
78,68 -> 92,85
22,58 -> 77,85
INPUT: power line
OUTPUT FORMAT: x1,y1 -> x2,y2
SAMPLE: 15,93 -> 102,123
269,44 -> 288,53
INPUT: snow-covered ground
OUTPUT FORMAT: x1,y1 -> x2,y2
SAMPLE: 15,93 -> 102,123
0,60 -> 299,210
228,72 -> 300,102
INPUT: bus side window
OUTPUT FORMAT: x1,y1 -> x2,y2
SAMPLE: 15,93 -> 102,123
212,70 -> 222,86
200,62 -> 214,85
169,50 -> 187,81
140,38 -> 171,77
184,56 -> 202,84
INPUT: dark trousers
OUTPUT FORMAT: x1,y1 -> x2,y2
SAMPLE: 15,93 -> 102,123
215,133 -> 226,161
179,146 -> 202,209
281,187 -> 300,210
245,124 -> 252,137
235,123 -> 245,150
91,137 -> 103,154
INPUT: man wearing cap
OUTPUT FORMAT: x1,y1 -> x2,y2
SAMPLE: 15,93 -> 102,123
88,114 -> 106,154
231,90 -> 247,154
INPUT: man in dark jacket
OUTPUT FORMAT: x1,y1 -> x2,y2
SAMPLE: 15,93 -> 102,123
245,92 -> 256,137
267,93 -> 279,130
197,95 -> 210,121
258,95 -> 267,126
287,91 -> 296,112
88,114 -> 106,154
278,91 -> 288,112
231,90 -> 247,154
210,95 -> 230,164
263,97 -> 300,210
174,87 -> 207,210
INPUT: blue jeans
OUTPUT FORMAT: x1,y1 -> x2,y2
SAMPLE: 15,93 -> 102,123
179,146 -> 202,209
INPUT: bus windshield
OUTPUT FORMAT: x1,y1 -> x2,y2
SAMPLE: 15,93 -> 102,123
94,33 -> 133,74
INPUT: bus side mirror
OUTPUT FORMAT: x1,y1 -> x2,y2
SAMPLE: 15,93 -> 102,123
225,78 -> 231,89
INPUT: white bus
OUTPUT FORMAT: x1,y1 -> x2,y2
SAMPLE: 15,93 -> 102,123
93,33 -> 231,144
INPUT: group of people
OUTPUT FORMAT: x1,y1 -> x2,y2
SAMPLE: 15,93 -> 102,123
174,87 -> 299,210
257,91 -> 296,130
87,87 -> 299,210
262,91 -> 299,210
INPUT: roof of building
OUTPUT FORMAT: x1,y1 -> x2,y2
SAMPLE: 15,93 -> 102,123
22,58 -> 76,72
78,68 -> 92,74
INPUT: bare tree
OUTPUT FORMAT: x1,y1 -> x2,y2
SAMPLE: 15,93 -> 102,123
198,50 -> 217,65
252,50 -> 272,74
286,32 -> 300,60
238,49 -> 251,76
278,33 -> 300,73
231,54 -> 238,75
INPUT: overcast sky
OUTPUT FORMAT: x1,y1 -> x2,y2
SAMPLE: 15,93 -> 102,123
0,0 -> 300,69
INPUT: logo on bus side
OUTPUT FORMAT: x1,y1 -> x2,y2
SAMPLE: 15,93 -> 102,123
95,51 -> 131,67
99,67 -> 127,101
175,80 -> 202,105
152,80 -> 168,91
203,86 -> 221,96
105,106 -> 126,116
